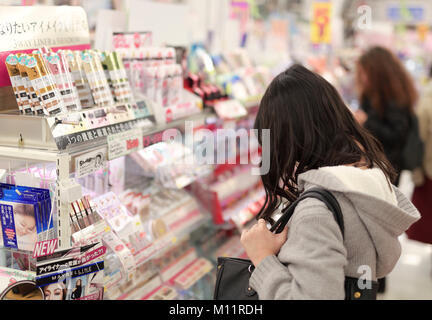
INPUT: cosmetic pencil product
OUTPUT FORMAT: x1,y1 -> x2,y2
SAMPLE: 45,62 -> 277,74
58,51 -> 82,110
18,55 -> 43,116
5,54 -> 27,114
25,53 -> 65,115
44,52 -> 80,112
83,196 -> 101,223
101,51 -> 133,103
17,55 -> 37,114
15,54 -> 36,115
69,209 -> 80,233
81,50 -> 113,107
71,201 -> 85,229
63,50 -> 93,108
77,199 -> 90,227
80,197 -> 95,225
112,51 -> 134,103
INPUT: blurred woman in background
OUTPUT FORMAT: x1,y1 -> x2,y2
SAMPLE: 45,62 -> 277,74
406,65 -> 432,248
354,46 -> 418,186
354,46 -> 418,293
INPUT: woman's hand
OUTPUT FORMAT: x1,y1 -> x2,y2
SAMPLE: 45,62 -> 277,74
240,219 -> 288,267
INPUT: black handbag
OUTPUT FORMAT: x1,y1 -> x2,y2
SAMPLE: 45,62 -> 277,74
214,188 -> 379,300
401,113 -> 424,170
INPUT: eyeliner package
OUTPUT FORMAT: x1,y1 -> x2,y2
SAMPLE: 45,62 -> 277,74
44,52 -> 82,112
61,50 -> 94,108
5,54 -> 28,114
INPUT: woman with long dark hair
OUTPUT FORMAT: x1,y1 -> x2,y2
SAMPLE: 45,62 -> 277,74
354,46 -> 418,185
71,279 -> 82,300
240,64 -> 420,299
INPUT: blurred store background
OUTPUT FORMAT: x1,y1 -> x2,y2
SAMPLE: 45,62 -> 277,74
0,0 -> 431,300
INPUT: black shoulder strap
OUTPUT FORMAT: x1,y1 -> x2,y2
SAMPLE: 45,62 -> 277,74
269,188 -> 345,239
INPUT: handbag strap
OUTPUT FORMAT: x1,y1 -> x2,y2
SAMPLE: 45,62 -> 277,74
269,188 -> 345,239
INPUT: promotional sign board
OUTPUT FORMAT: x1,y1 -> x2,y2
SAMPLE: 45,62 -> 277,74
0,6 -> 91,87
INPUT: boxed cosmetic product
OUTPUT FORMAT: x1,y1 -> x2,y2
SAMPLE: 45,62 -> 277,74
0,184 -> 52,230
0,187 -> 53,252
35,243 -> 105,300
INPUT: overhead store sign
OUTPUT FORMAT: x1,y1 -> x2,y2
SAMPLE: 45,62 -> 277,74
0,6 -> 90,87
311,1 -> 332,44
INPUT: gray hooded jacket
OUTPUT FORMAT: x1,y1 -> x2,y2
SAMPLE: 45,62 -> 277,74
249,166 -> 421,299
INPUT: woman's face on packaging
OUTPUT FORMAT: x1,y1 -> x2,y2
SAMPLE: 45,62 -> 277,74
15,208 -> 36,237
44,283 -> 64,300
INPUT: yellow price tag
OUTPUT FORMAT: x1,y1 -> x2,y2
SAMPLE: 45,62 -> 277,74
171,237 -> 177,244
104,226 -> 111,232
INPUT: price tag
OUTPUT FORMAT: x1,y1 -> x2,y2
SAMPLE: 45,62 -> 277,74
107,128 -> 142,160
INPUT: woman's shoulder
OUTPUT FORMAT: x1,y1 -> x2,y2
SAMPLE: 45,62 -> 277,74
290,196 -> 336,223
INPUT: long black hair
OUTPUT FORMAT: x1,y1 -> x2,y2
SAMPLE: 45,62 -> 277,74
254,64 -> 396,221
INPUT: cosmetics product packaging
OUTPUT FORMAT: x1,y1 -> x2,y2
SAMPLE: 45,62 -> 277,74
78,199 -> 93,227
83,195 -> 101,223
63,50 -> 94,108
44,52 -> 81,112
0,183 -> 52,232
71,201 -> 86,230
164,47 -> 176,65
153,66 -> 166,107
17,54 -> 42,115
69,209 -> 80,233
5,54 -> 29,114
75,200 -> 89,227
170,64 -> 183,106
100,51 -> 134,104
0,189 -> 43,251
58,51 -> 82,110
25,53 -> 66,115
143,67 -> 157,102
79,197 -> 94,225
81,50 -> 114,107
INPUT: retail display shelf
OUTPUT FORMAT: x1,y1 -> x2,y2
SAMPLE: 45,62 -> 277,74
133,213 -> 212,269
0,108 -> 214,173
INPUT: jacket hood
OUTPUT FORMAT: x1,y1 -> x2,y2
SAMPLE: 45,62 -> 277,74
297,165 -> 421,276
